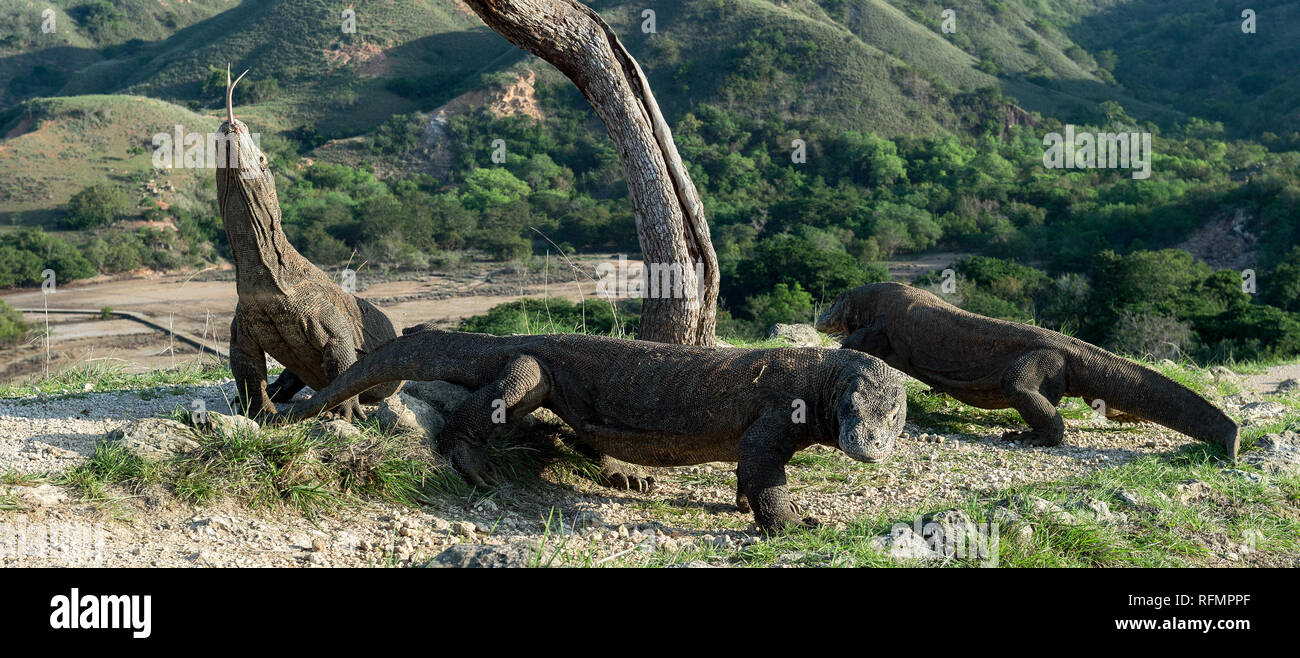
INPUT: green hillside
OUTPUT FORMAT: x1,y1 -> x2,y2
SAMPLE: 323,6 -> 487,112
0,0 -> 233,107
4,1 -> 1294,143
0,94 -> 219,225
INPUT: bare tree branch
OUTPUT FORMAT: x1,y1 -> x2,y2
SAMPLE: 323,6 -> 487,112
463,0 -> 719,345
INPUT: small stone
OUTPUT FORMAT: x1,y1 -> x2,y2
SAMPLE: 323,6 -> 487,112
315,419 -> 362,440
572,510 -> 604,530
1238,401 -> 1289,420
106,418 -> 199,459
1241,431 -> 1300,475
453,521 -> 476,537
428,541 -> 550,568
1175,480 -> 1215,504
1116,490 -> 1143,506
1225,468 -> 1264,483
869,525 -> 940,561
12,484 -> 69,508
766,323 -> 822,347
1209,365 -> 1236,382
1015,524 -> 1033,542
311,538 -> 326,552
194,411 -> 260,439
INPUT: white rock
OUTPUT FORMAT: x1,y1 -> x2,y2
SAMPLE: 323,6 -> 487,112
766,323 -> 823,347
13,484 -> 69,508
106,418 -> 198,459
402,381 -> 472,413
374,393 -> 445,437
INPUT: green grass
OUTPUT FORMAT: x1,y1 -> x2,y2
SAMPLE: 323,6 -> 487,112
57,393 -> 608,521
635,441 -> 1298,568
902,380 -> 1024,436
0,360 -> 235,398
62,440 -> 164,502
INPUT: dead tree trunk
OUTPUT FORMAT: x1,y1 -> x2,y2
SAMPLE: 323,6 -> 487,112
463,0 -> 719,345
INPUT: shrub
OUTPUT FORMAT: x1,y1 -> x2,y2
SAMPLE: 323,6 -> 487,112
65,183 -> 130,229
0,228 -> 95,285
1109,311 -> 1195,361
0,299 -> 29,346
459,298 -> 637,336
746,282 -> 815,327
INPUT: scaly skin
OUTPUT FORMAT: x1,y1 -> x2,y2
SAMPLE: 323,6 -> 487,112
215,67 -> 400,420
816,282 -> 1240,459
277,326 -> 908,534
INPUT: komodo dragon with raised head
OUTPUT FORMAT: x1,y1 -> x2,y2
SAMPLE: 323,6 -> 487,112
275,326 -> 908,533
816,282 -> 1239,459
216,67 -> 400,420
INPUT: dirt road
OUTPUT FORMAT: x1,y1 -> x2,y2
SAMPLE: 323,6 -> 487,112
0,260 -> 605,386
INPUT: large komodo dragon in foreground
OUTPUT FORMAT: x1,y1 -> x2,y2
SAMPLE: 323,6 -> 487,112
277,326 -> 908,532
816,282 -> 1239,459
216,67 -> 400,420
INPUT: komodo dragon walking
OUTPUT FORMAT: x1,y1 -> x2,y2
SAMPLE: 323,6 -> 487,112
816,282 -> 1239,459
276,326 -> 908,533
216,66 -> 400,420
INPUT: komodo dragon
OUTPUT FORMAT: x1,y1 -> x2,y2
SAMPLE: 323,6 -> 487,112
815,282 -> 1239,459
216,67 -> 400,420
276,326 -> 908,533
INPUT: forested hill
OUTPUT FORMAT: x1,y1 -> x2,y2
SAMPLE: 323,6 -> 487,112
0,0 -> 1298,362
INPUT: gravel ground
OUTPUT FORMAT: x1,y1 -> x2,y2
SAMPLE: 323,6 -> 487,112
0,369 -> 1291,568
0,380 -> 243,475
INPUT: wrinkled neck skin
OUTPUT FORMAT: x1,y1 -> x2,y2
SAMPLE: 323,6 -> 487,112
216,119 -> 300,294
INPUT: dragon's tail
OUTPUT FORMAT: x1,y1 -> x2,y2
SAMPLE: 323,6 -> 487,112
1068,348 -> 1239,460
277,332 -> 429,424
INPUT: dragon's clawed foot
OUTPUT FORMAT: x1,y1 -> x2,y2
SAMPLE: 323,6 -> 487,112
735,490 -> 751,513
757,501 -> 821,535
324,397 -> 367,423
450,442 -> 502,488
600,461 -> 656,493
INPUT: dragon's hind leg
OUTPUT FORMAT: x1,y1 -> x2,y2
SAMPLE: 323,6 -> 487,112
438,355 -> 550,487
999,349 -> 1067,447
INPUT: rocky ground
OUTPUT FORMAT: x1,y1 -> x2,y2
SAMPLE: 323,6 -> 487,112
2,344 -> 1298,568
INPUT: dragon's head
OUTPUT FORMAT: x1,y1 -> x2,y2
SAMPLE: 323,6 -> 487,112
835,360 -> 907,462
811,279 -> 915,335
215,66 -> 279,232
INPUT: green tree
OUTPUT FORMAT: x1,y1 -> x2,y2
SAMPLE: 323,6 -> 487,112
747,282 -> 815,327
460,168 -> 531,211
65,183 -> 130,229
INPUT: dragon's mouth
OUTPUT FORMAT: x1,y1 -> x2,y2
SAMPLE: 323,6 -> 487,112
216,122 -> 268,181
814,308 -> 845,335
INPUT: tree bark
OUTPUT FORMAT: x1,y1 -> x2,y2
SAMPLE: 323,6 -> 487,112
462,0 -> 719,345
